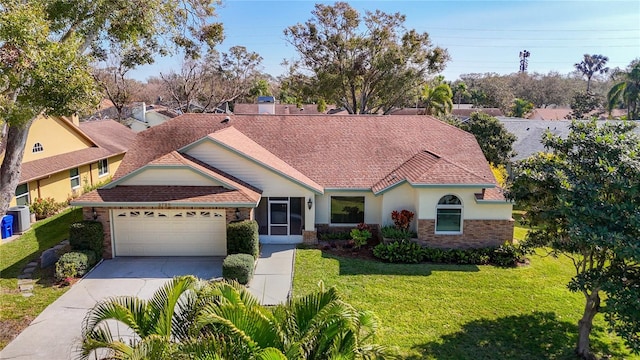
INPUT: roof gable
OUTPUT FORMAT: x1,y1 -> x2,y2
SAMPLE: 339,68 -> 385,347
372,150 -> 494,194
182,127 -> 324,194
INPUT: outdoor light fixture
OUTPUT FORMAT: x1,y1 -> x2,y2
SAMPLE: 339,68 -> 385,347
307,198 -> 313,210
235,208 -> 241,220
92,207 -> 98,220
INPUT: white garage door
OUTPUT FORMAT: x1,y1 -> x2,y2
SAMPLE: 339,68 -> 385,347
112,209 -> 226,256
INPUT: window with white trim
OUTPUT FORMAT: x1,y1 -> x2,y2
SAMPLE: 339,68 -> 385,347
32,142 -> 44,153
98,159 -> 109,176
70,168 -> 80,189
330,196 -> 364,224
435,195 -> 463,233
15,183 -> 29,205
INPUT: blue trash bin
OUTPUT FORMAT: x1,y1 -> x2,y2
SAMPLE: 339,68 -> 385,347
1,215 -> 14,239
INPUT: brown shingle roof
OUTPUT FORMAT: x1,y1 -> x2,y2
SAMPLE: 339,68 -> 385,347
73,185 -> 256,205
115,114 -> 496,193
372,150 -> 492,193
79,119 -> 136,153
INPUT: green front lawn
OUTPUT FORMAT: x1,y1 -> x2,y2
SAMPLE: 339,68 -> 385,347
0,207 -> 83,349
293,249 -> 637,359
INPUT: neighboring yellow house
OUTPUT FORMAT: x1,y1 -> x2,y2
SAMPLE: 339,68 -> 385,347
2,115 -> 135,207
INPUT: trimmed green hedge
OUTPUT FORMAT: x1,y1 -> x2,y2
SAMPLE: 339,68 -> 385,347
373,241 -> 528,267
55,250 -> 97,280
227,220 -> 259,259
222,253 -> 255,285
69,221 -> 104,258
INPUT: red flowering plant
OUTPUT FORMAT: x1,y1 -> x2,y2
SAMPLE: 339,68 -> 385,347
391,210 -> 414,230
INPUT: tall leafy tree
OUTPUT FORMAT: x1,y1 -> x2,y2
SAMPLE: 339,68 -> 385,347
569,91 -> 603,119
284,2 -> 449,114
456,112 -> 516,166
0,0 -> 223,216
574,54 -> 609,93
161,46 -> 263,113
508,121 -> 640,359
420,82 -> 453,116
607,60 -> 640,120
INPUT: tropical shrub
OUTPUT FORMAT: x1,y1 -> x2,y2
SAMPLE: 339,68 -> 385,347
391,209 -> 414,230
490,242 -> 529,267
69,221 -> 104,258
55,250 -> 96,280
226,220 -> 259,259
373,240 -> 424,263
380,225 -> 415,241
222,253 -> 255,284
30,197 -> 65,220
350,228 -> 371,248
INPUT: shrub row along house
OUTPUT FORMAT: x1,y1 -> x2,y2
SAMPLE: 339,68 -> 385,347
72,114 -> 514,258
3,115 -> 135,208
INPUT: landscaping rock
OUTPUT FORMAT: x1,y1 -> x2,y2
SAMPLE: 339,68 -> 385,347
23,267 -> 36,275
40,248 -> 59,268
27,261 -> 39,268
17,274 -> 31,279
19,283 -> 34,292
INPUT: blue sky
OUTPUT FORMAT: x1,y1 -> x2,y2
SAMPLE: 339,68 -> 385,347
129,1 -> 640,82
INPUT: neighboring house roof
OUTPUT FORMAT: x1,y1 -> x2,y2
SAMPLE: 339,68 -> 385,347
498,118 -> 640,161
527,108 -> 572,120
79,119 -> 136,153
115,114 -> 497,195
19,119 -> 135,183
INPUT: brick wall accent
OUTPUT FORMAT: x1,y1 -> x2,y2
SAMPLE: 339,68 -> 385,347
303,230 -> 318,244
225,208 -> 252,223
417,219 -> 514,249
83,206 -> 254,259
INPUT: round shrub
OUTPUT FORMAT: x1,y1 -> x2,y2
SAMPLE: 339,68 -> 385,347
227,220 -> 259,259
55,250 -> 97,281
222,253 -> 255,285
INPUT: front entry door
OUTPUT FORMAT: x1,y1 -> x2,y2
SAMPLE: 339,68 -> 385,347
269,200 -> 289,235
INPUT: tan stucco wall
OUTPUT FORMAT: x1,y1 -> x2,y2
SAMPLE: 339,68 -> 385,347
10,154 -> 123,207
21,116 -> 94,163
119,167 -> 224,186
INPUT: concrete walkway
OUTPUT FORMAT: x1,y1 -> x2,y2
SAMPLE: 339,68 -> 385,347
248,244 -> 296,305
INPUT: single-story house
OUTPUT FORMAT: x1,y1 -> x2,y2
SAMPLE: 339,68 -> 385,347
2,116 -> 135,207
72,114 -> 514,258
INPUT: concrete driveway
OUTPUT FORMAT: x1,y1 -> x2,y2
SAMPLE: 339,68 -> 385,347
0,257 -> 222,360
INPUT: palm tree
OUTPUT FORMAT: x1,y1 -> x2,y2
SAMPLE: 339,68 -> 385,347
607,61 -> 640,120
574,54 -> 609,93
454,82 -> 469,109
80,278 -> 394,359
79,275 -> 203,359
420,82 -> 453,116
196,281 -> 395,359
510,98 -> 534,118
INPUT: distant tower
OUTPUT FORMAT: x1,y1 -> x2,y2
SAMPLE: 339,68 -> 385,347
519,50 -> 531,72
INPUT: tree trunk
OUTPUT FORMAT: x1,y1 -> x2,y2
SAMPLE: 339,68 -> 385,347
0,119 -> 34,216
575,291 -> 600,360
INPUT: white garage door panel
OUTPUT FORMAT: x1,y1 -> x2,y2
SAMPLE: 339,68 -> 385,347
113,209 -> 226,256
